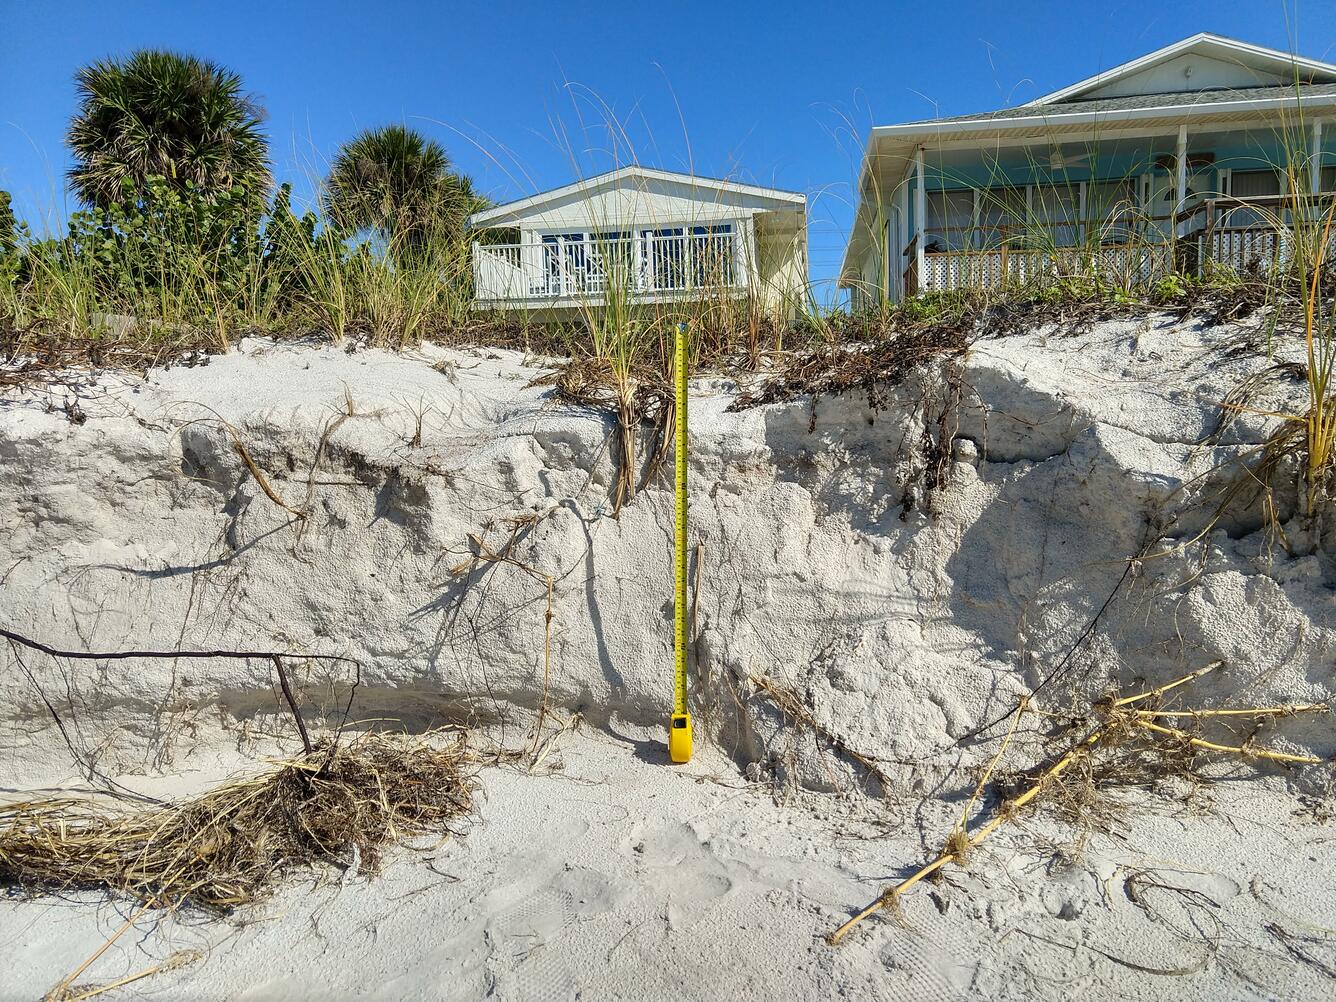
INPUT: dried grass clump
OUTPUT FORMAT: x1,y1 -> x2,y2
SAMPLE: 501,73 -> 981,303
728,321 -> 970,411
0,730 -> 474,913
536,355 -> 674,511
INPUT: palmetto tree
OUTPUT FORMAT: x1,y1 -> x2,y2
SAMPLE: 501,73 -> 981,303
324,125 -> 479,254
67,50 -> 271,209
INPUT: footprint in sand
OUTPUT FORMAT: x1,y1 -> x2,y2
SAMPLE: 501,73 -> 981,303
482,866 -> 621,1000
875,899 -> 977,1002
631,821 -> 735,925
485,887 -> 577,1001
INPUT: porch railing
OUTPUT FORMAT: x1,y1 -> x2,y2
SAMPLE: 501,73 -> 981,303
902,235 -> 918,297
472,230 -> 746,303
905,197 -> 1336,295
908,217 -> 1175,294
1175,194 -> 1335,275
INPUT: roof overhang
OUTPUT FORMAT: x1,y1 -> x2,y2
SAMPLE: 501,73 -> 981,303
1026,33 -> 1336,106
838,90 -> 1336,285
469,165 -> 805,229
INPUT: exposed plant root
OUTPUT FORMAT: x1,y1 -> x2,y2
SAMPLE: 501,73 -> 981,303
1111,660 -> 1223,707
1134,704 -> 1328,718
51,949 -> 201,1002
950,697 -> 1028,851
1133,719 -> 1321,765
827,663 -> 1329,945
230,433 -> 306,519
444,509 -> 558,759
729,322 -> 970,412
529,711 -> 581,774
540,357 -> 672,515
0,626 -> 360,763
534,574 -> 555,757
0,730 -> 474,913
271,655 -> 314,754
44,900 -> 157,1001
748,673 -> 891,791
612,393 -> 638,514
174,403 -> 308,520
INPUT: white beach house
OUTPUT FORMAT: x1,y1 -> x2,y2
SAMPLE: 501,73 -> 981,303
840,33 -> 1336,306
468,166 -> 808,316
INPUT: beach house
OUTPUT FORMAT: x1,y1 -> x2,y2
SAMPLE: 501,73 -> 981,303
839,33 -> 1336,306
468,166 -> 808,317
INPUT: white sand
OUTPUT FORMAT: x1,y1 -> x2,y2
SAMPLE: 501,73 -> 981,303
3,315 -> 1335,999
5,729 -> 1335,1000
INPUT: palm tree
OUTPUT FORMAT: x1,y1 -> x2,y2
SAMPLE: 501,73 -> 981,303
67,50 -> 271,208
324,125 -> 480,254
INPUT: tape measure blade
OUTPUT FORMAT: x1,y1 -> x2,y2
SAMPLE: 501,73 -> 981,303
673,323 -> 689,717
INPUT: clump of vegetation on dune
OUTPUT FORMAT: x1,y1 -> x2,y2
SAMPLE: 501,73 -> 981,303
0,730 -> 476,914
0,49 -> 491,369
2,45 -> 1320,409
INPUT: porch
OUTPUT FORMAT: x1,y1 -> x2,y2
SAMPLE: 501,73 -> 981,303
906,192 -> 1335,296
906,225 -> 1173,297
471,226 -> 749,308
845,106 -> 1336,306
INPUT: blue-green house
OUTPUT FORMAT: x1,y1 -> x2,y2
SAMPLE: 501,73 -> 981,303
839,33 -> 1336,306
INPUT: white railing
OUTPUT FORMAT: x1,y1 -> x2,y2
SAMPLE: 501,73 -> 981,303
472,230 -> 746,303
1181,196 -> 1335,275
920,243 -> 1172,293
1203,228 -> 1290,273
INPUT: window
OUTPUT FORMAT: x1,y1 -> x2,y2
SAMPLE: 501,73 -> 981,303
1230,170 -> 1283,198
1086,180 -> 1138,244
924,190 -> 975,252
976,186 -> 1026,249
1031,184 -> 1080,247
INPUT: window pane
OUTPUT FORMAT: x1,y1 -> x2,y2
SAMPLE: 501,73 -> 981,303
1231,170 -> 1282,197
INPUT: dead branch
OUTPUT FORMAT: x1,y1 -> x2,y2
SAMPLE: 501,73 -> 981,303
827,662 -> 1329,945
271,655 -> 313,755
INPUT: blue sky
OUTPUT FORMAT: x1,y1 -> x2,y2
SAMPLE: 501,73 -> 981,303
3,1 -> 1334,297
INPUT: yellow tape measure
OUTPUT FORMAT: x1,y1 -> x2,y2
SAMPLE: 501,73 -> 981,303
668,321 -> 693,764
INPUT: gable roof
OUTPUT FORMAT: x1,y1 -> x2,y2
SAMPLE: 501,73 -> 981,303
907,81 -> 1336,127
468,165 -> 805,228
1026,32 -> 1336,106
